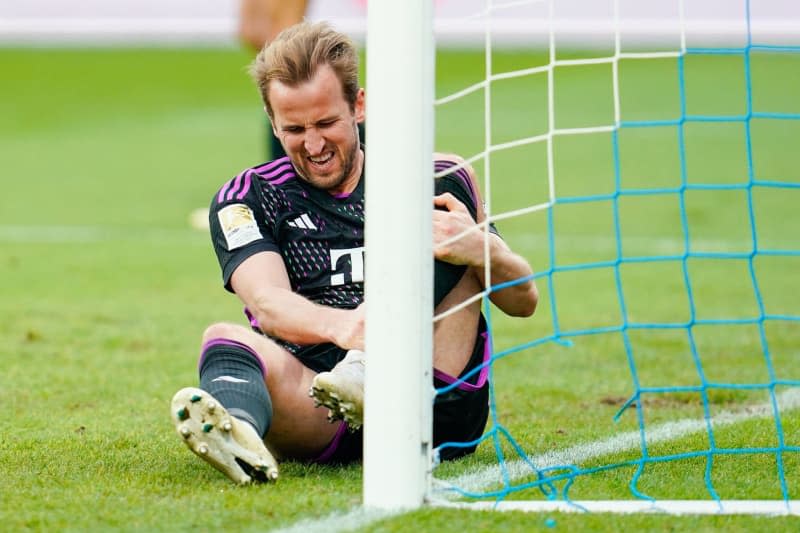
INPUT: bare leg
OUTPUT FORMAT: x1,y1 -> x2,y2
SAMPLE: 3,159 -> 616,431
201,323 -> 341,460
433,264 -> 483,377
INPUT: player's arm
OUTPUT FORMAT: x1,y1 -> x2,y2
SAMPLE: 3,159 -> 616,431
432,153 -> 538,317
433,193 -> 537,317
229,251 -> 365,350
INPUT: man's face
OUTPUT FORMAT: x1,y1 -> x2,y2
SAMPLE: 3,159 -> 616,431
268,64 -> 365,194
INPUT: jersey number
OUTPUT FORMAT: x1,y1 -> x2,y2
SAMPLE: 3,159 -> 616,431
330,247 -> 365,286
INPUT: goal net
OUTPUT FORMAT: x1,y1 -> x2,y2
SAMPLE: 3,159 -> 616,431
422,0 -> 800,515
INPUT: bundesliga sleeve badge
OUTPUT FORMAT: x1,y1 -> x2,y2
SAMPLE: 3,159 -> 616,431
217,204 -> 263,250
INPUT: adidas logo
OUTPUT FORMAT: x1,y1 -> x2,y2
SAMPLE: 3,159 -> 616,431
211,376 -> 249,383
287,213 -> 318,230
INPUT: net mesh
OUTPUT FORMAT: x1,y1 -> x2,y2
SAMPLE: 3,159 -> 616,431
431,0 -> 800,508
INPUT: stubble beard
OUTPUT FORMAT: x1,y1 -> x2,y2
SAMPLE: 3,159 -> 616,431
295,121 -> 361,192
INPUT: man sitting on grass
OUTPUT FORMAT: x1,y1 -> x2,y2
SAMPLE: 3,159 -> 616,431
170,21 -> 538,484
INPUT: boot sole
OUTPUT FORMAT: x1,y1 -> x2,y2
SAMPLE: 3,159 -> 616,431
170,387 -> 278,484
309,375 -> 363,430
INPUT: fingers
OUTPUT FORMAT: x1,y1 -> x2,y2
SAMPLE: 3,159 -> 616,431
344,306 -> 365,351
433,192 -> 469,214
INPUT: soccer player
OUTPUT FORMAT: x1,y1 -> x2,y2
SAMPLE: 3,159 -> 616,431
170,21 -> 538,484
237,0 -> 366,161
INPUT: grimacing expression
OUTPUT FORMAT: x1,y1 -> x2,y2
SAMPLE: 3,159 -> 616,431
268,64 -> 365,195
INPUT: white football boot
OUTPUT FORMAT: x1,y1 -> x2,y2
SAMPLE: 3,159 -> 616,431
170,387 -> 278,485
309,349 -> 365,430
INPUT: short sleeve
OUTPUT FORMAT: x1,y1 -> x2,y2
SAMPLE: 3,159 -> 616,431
209,169 -> 280,292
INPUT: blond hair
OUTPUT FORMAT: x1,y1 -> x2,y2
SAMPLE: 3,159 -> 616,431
249,21 -> 360,119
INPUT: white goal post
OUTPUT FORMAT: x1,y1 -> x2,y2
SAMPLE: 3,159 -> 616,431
363,0 -> 435,510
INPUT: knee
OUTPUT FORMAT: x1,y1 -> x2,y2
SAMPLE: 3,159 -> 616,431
199,323 -> 269,374
201,322 -> 249,346
434,152 -> 473,173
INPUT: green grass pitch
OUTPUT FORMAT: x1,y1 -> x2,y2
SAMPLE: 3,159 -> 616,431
0,45 -> 798,531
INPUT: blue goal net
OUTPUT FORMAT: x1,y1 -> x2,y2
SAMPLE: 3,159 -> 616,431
432,0 -> 800,511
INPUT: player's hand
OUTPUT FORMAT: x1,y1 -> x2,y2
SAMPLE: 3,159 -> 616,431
333,303 -> 365,351
432,193 -> 484,267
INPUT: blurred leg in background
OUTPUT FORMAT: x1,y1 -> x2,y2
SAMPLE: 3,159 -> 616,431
239,0 -> 309,160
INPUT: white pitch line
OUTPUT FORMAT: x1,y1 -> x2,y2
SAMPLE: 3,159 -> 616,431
268,507 -> 402,533
3,224 -> 790,255
0,224 -> 206,243
434,499 -> 800,515
0,224 -> 114,243
271,388 -> 800,532
433,388 -> 800,498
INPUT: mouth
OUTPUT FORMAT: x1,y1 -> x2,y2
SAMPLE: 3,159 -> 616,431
307,151 -> 334,167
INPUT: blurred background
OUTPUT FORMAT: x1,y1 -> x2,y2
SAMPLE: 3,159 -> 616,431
3,0 -> 800,47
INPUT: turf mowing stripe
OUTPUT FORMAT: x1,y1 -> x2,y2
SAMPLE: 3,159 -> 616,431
0,224 -> 206,243
273,388 -> 799,532
2,224 -> 785,252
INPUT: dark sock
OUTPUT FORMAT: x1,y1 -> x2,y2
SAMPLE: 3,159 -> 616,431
198,340 -> 273,438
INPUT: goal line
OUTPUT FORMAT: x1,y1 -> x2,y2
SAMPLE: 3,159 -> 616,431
435,499 -> 800,516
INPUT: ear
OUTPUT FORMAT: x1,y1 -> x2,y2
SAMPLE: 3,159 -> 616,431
266,106 -> 280,136
354,88 -> 366,123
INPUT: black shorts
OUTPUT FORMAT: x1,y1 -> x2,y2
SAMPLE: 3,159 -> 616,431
431,320 -> 491,461
293,342 -> 349,374
310,317 -> 491,465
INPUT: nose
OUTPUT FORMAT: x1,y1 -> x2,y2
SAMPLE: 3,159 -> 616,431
304,128 -> 325,155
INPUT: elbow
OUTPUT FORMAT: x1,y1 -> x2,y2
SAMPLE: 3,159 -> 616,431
517,283 -> 539,318
253,311 -> 277,338
250,296 -> 279,337
496,281 -> 538,318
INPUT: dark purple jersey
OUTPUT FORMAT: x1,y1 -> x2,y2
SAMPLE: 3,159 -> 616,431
210,156 -> 365,310
210,155 -> 493,303
208,155 -> 496,360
